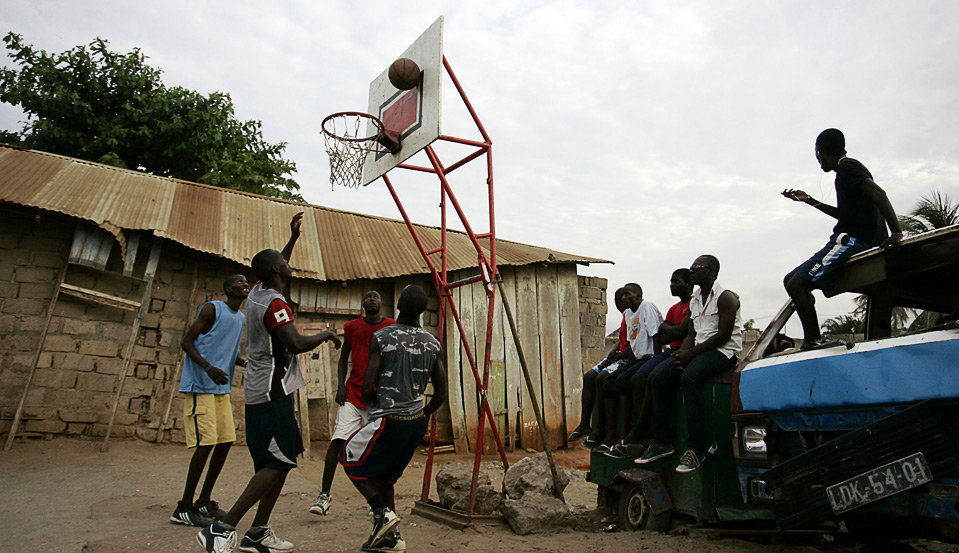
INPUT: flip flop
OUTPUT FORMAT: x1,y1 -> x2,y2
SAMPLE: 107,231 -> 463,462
604,444 -> 628,459
567,430 -> 587,441
594,444 -> 611,453
582,438 -> 599,449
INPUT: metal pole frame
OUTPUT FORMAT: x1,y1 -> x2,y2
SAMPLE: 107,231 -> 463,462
379,56 -> 507,519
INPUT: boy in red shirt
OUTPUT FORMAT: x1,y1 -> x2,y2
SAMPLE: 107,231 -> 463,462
310,291 -> 395,516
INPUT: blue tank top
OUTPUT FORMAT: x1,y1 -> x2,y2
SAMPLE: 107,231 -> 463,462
179,301 -> 245,394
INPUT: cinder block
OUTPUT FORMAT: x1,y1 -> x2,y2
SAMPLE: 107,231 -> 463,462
151,284 -> 173,301
53,352 -> 97,372
14,267 -> 57,283
2,298 -> 46,316
157,349 -> 177,365
141,330 -> 157,348
65,423 -> 87,435
162,301 -> 188,319
58,409 -> 100,423
0,249 -> 30,266
18,282 -> 54,299
150,299 -> 166,312
158,331 -> 176,348
140,313 -> 160,329
30,251 -> 65,269
79,341 -> 120,357
76,373 -> 117,392
61,319 -> 99,336
24,419 -> 67,433
43,335 -> 78,352
19,235 -> 65,253
30,368 -> 63,388
132,345 -> 155,363
0,233 -> 19,248
0,282 -> 20,297
52,300 -> 86,319
592,277 -> 608,289
122,378 -> 154,397
17,316 -> 49,333
134,364 -> 153,379
94,358 -> 125,375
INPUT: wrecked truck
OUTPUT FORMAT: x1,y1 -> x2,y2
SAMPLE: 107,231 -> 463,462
732,225 -> 959,543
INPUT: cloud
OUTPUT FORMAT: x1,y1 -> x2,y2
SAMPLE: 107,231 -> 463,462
2,0 -> 957,336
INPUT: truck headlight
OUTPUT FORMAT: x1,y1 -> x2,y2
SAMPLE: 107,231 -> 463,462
743,426 -> 767,453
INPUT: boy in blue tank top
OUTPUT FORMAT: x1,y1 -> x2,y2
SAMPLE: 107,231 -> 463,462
172,274 -> 250,527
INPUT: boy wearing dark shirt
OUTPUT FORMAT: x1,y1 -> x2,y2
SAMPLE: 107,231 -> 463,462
782,128 -> 901,348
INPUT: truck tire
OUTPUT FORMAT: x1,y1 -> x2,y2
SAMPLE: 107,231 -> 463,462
618,482 -> 671,532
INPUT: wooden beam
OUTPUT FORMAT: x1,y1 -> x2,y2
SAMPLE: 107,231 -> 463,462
59,283 -> 141,312
156,262 -> 200,444
4,260 -> 69,451
102,238 -> 162,451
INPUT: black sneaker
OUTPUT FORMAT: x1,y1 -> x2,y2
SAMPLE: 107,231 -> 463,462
197,521 -> 237,553
368,507 -> 400,548
195,499 -> 229,521
362,530 -> 406,552
171,500 -> 213,527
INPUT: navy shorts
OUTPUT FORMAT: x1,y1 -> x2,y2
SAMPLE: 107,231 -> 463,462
604,354 -> 657,397
245,395 -> 304,472
340,415 -> 427,486
792,232 -> 873,292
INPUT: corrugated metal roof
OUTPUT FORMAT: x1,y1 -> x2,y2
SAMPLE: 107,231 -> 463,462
0,145 -> 610,281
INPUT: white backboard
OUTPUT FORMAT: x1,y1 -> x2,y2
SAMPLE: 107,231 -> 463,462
361,16 -> 444,186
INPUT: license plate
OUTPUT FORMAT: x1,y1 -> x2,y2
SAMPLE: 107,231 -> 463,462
826,453 -> 932,514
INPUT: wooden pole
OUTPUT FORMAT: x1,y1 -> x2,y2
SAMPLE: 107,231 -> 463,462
496,280 -> 565,502
4,261 -> 69,451
156,262 -> 200,444
102,240 -> 162,451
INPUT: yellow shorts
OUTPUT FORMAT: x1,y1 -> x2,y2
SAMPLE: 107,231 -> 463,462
183,393 -> 236,448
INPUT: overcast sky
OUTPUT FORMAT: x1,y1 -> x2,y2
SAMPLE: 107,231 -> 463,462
3,1 -> 958,335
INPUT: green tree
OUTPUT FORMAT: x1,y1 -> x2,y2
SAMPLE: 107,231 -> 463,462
898,191 -> 958,235
821,314 -> 864,336
0,32 -> 301,201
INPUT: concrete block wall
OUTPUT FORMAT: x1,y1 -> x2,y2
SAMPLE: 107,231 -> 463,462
1,204 -> 604,446
578,275 -> 609,370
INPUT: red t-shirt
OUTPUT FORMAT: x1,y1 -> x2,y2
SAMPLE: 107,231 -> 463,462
665,300 -> 691,350
618,313 -> 628,352
343,316 -> 396,408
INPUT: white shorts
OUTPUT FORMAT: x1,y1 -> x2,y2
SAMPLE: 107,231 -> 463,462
331,401 -> 369,441
591,359 -> 626,375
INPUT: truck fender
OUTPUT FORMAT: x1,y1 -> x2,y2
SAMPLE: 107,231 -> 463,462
612,467 -> 674,515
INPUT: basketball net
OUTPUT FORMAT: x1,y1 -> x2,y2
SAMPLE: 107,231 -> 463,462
322,112 -> 399,189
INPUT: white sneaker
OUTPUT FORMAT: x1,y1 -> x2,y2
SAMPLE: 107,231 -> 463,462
308,492 -> 332,515
238,526 -> 293,553
197,523 -> 237,553
368,508 -> 400,548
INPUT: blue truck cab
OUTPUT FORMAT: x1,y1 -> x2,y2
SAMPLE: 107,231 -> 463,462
731,225 -> 959,543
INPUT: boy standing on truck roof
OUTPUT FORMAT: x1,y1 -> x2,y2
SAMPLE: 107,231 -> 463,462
782,128 -> 902,349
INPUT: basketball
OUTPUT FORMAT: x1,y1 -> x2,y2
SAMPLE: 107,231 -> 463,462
388,58 -> 422,90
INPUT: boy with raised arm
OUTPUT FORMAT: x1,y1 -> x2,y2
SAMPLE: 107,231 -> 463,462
198,213 -> 341,553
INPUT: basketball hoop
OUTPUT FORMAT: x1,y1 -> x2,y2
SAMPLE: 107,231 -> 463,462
322,112 -> 400,188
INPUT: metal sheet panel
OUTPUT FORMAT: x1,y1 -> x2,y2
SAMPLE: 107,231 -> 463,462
0,145 -> 609,281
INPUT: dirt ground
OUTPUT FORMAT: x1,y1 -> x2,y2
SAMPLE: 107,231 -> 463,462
1,438 -> 957,553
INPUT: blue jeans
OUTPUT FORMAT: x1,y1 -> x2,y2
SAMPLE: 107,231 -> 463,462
649,349 -> 736,453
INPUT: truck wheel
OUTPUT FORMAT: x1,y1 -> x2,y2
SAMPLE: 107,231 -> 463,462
618,482 -> 671,532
